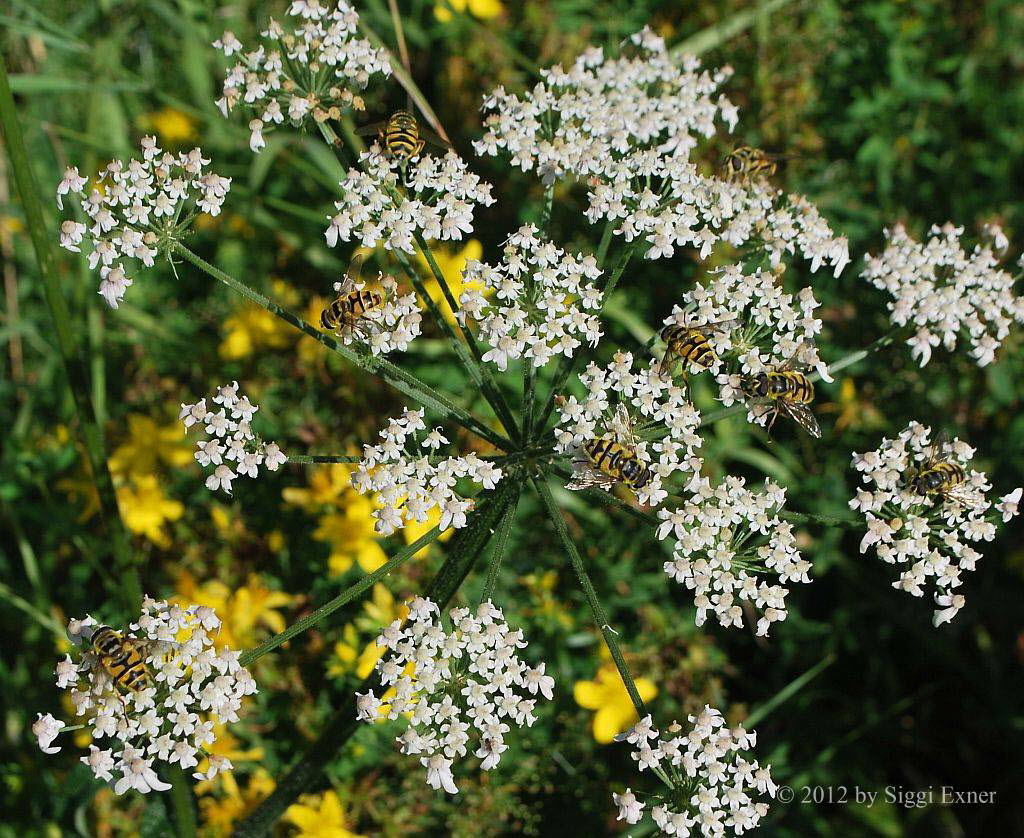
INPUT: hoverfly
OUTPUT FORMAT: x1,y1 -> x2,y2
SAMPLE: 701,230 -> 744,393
723,146 -> 783,184
567,405 -> 654,493
356,110 -> 452,165
659,318 -> 739,377
91,625 -> 152,694
743,345 -> 822,438
320,254 -> 388,340
905,432 -> 984,509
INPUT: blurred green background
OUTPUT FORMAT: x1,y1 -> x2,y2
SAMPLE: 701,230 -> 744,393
2,0 -> 1023,835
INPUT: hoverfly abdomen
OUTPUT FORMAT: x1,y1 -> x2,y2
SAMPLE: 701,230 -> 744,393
91,625 -> 151,693
382,110 -> 424,162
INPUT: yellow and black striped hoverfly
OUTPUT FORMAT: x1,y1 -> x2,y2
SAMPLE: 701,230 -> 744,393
567,405 -> 654,493
91,625 -> 152,694
743,345 -> 822,439
320,254 -> 388,341
659,318 -> 739,377
356,110 -> 452,165
722,146 -> 783,184
905,432 -> 984,509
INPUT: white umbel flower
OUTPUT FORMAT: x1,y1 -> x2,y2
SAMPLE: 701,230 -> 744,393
554,351 -> 703,507
476,29 -> 847,273
351,408 -> 501,535
55,143 -> 231,308
850,422 -> 1021,624
180,382 -> 286,493
459,225 -> 605,370
615,709 -> 774,835
657,476 -> 810,636
356,598 -> 553,794
326,148 -> 495,253
39,600 -> 257,793
862,222 -> 1024,367
213,2 -> 391,150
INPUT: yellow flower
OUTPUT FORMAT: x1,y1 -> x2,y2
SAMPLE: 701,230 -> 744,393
173,572 -> 295,649
314,495 -> 387,575
328,585 -> 408,679
199,769 -> 275,836
116,474 -> 184,547
285,791 -> 364,838
282,464 -> 355,511
109,414 -> 194,479
574,661 -> 658,744
435,0 -> 503,22
299,295 -> 330,365
141,106 -> 197,144
416,239 -> 487,326
220,305 -> 293,360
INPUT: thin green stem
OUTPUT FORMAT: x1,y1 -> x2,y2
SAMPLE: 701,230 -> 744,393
595,219 -> 615,268
172,242 -> 509,451
780,510 -> 862,529
286,454 -> 362,464
479,495 -> 520,605
412,233 -> 521,441
0,57 -> 140,613
823,326 -> 908,378
167,765 -> 197,838
239,526 -> 443,667
532,476 -> 648,717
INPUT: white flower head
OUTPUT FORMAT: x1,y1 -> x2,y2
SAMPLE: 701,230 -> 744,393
850,422 -> 1018,624
213,2 -> 391,150
357,599 -> 553,793
56,143 -> 230,308
41,601 -> 257,793
555,351 -> 703,507
658,475 -> 810,636
182,383 -> 284,493
459,225 -> 604,371
862,222 -> 1024,367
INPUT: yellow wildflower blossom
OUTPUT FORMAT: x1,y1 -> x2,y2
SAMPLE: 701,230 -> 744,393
314,494 -> 387,575
284,791 -> 365,838
401,504 -> 454,557
435,0 -> 503,23
108,413 -> 194,478
199,769 -> 275,836
282,464 -> 355,511
298,295 -> 330,365
220,305 -> 293,360
141,106 -> 197,144
574,661 -> 658,744
416,239 -> 487,325
173,572 -> 295,650
116,474 -> 184,547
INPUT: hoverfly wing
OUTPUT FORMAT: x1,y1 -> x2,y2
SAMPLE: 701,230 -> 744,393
418,125 -> 455,153
336,253 -> 366,296
693,318 -> 741,339
780,399 -> 821,439
611,403 -> 637,447
566,466 -> 617,492
354,121 -> 388,137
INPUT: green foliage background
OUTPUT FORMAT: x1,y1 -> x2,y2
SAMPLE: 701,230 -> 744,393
2,0 -> 1023,835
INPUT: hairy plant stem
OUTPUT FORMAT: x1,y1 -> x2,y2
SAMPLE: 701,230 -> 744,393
780,510 -> 861,528
0,57 -> 141,613
479,496 -> 521,605
172,242 -> 510,451
532,477 -> 649,717
167,765 -> 197,838
233,479 -> 522,837
239,526 -> 443,667
285,454 -> 362,464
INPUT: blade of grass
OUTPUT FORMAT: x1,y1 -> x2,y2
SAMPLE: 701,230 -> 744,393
670,0 -> 803,58
0,56 -> 141,613
232,479 -> 522,837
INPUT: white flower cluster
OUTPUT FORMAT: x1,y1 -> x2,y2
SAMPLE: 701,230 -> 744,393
657,476 -> 810,636
213,1 -> 391,153
850,422 -> 1022,626
862,222 -> 1024,367
613,708 -> 775,835
352,408 -> 502,535
325,149 -> 495,253
329,273 -> 423,355
554,351 -> 703,507
458,225 -> 604,371
179,381 -> 286,494
668,266 -> 831,431
355,598 -> 554,794
56,141 -> 231,309
476,29 -> 848,273
37,600 -> 257,794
